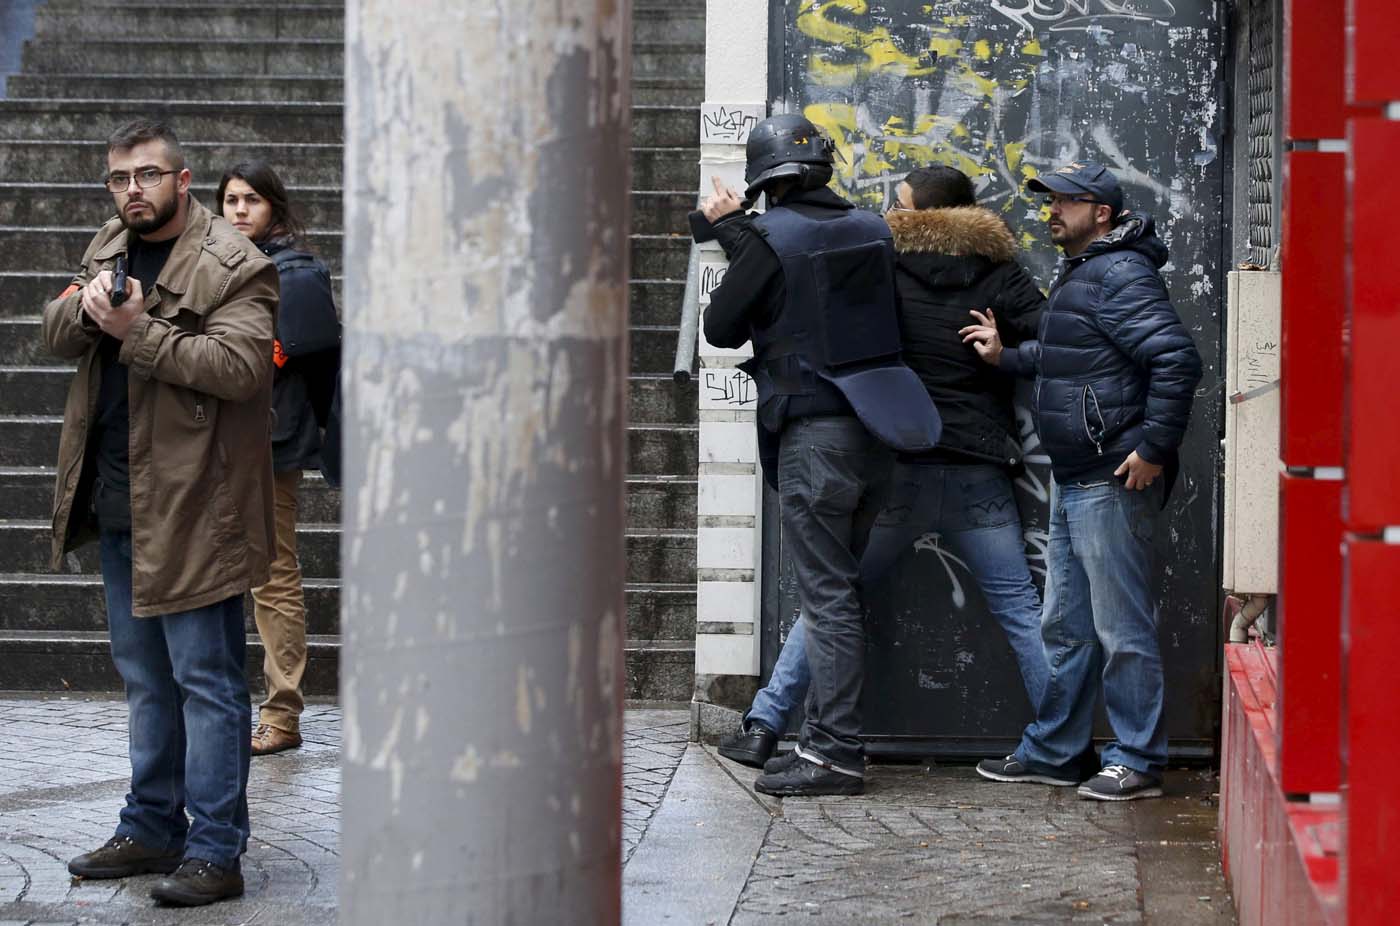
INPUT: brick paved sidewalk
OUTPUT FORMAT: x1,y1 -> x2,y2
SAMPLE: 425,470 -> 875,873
0,697 -> 691,926
2,697 -> 1234,925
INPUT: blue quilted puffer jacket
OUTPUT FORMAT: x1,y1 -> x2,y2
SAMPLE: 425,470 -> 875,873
1000,213 -> 1203,485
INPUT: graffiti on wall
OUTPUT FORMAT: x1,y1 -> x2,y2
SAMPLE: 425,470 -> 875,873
766,0 -> 1226,745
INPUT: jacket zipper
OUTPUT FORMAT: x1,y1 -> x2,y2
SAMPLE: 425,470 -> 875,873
194,396 -> 207,423
1081,386 -> 1104,455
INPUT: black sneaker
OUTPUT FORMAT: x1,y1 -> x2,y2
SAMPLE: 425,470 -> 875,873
1077,764 -> 1163,801
754,756 -> 864,797
68,835 -> 183,880
149,858 -> 244,907
763,748 -> 801,775
975,754 -> 1079,787
717,722 -> 778,769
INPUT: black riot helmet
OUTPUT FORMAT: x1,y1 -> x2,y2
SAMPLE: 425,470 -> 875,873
743,114 -> 836,201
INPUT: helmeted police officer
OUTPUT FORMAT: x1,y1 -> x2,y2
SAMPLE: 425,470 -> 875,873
701,114 -> 942,796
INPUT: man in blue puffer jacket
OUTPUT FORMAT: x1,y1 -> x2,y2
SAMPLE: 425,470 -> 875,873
960,162 -> 1202,801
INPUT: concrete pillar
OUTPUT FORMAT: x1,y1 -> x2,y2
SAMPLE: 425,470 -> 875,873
339,2 -> 630,922
691,0 -> 769,731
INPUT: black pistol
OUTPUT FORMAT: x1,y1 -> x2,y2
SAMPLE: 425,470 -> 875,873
109,255 -> 128,307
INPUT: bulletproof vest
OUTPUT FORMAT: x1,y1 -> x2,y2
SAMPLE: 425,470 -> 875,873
740,205 -> 942,454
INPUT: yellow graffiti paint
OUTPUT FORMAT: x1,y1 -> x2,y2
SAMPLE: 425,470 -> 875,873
1022,38 -> 1045,57
974,40 -> 992,60
798,0 -> 936,81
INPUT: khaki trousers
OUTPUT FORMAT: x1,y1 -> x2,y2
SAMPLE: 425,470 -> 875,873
251,468 -> 307,732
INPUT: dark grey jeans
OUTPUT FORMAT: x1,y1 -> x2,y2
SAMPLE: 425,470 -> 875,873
777,415 -> 882,774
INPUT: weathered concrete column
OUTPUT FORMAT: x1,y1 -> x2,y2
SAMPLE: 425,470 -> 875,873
340,2 -> 630,922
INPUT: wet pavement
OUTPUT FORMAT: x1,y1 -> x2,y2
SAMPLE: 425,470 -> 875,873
0,697 -> 1234,924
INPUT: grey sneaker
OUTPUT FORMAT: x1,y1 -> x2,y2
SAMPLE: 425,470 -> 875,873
1077,764 -> 1163,801
975,754 -> 1079,787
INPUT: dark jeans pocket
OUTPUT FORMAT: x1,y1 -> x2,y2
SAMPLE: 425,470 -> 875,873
810,445 -> 863,514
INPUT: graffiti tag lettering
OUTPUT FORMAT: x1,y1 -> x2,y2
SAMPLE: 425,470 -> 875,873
701,104 -> 763,144
992,0 -> 1178,35
701,369 -> 756,408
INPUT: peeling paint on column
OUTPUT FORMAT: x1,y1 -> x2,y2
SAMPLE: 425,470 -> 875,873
341,1 -> 629,922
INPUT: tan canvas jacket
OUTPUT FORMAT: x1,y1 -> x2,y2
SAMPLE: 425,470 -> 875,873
42,195 -> 279,617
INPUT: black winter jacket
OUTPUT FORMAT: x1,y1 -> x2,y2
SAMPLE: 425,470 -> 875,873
260,239 -> 341,474
887,207 -> 1044,468
1000,213 -> 1203,485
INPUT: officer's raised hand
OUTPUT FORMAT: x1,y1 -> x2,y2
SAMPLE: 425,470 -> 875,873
959,309 -> 1003,365
700,175 -> 744,224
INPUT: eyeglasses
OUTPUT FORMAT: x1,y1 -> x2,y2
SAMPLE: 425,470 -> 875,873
104,168 -> 177,192
1043,195 -> 1104,208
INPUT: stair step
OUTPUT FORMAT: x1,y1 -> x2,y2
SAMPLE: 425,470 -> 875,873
0,417 -> 697,478
0,574 -> 696,642
624,640 -> 696,702
0,366 -> 697,424
0,628 -> 693,699
0,273 -> 686,325
0,317 -> 686,374
0,463 -> 695,528
0,139 -> 345,185
0,99 -> 691,150
0,185 -> 690,235
0,628 -> 341,693
7,73 -> 697,106
633,7 -> 705,44
0,181 -> 342,228
0,227 -> 689,279
633,147 -> 700,192
0,520 -> 694,583
20,38 -> 344,76
34,4 -> 344,40
0,99 -> 344,144
633,78 -> 704,107
0,140 -> 700,192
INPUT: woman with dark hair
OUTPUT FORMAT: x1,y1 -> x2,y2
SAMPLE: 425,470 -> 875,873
217,161 -> 340,756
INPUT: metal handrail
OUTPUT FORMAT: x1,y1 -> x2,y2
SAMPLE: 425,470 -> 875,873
672,240 -> 701,384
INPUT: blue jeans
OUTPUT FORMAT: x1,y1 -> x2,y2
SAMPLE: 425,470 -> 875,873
1014,478 -> 1166,776
101,532 -> 252,869
749,463 -> 1046,736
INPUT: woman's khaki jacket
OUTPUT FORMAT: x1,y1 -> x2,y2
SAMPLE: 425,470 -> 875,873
41,196 -> 279,617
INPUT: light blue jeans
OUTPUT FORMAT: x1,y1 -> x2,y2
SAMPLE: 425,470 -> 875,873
1013,478 -> 1166,776
748,463 -> 1046,736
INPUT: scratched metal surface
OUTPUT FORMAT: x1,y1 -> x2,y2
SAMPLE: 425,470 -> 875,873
759,0 -> 1226,756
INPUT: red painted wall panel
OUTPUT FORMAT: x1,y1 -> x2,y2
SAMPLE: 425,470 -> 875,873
1347,0 -> 1400,105
1281,152 -> 1346,468
1341,540 -> 1400,923
1287,0 -> 1349,139
1346,120 -> 1400,530
1277,475 -> 1343,793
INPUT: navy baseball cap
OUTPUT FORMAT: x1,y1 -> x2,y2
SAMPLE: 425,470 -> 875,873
1028,161 -> 1123,215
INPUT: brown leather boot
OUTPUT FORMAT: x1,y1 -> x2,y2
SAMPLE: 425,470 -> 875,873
251,723 -> 302,756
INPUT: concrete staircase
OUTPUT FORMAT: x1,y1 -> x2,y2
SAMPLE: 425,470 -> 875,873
0,0 -> 701,700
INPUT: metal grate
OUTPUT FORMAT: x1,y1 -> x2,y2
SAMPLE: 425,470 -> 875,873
1247,0 -> 1279,267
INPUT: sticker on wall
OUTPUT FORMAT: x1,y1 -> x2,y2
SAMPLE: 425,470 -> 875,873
701,103 -> 764,145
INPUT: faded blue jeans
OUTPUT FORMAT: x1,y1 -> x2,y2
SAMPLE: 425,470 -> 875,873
1013,477 -> 1167,776
748,463 -> 1046,736
101,531 -> 252,869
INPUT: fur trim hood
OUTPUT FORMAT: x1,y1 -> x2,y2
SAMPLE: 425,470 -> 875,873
886,206 -> 1018,262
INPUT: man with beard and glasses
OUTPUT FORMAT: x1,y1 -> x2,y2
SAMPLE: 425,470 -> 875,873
960,162 -> 1202,801
43,120 -> 278,905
